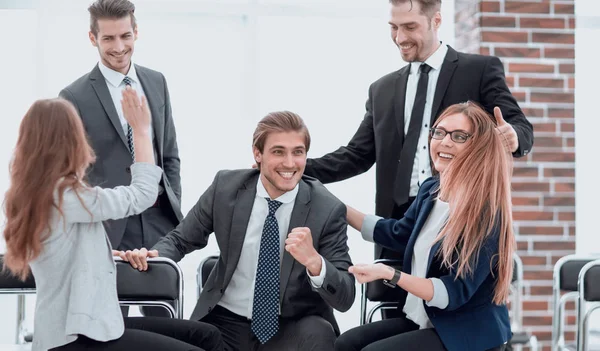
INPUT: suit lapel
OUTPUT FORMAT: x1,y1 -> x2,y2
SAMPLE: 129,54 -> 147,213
89,65 -> 128,147
403,190 -> 437,273
279,180 -> 311,305
430,46 -> 459,125
135,65 -> 164,155
223,176 -> 258,287
394,65 -> 411,140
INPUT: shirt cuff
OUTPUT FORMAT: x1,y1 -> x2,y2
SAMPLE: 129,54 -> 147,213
426,278 -> 449,309
361,215 -> 383,243
307,256 -> 327,288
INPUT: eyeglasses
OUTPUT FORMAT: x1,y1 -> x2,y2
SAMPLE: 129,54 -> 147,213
429,128 -> 472,144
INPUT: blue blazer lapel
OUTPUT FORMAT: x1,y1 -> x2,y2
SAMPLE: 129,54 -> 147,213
402,183 -> 438,274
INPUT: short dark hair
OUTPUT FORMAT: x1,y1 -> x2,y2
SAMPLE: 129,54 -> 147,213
88,0 -> 137,36
389,0 -> 442,18
252,111 -> 311,168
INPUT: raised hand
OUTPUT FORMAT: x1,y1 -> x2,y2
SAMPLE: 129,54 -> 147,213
494,106 -> 518,153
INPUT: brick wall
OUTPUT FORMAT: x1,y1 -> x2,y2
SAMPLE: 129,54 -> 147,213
454,1 -> 576,350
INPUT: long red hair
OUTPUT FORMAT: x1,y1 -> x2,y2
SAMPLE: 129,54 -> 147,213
433,101 -> 515,305
3,98 -> 95,280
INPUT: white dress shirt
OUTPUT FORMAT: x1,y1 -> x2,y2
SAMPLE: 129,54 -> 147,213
404,43 -> 448,196
401,198 -> 449,329
97,60 -> 153,138
218,177 -> 327,319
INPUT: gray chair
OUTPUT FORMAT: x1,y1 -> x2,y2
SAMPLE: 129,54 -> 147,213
552,255 -> 599,351
114,257 -> 184,318
0,255 -> 35,344
577,259 -> 600,351
359,258 -> 403,325
196,255 -> 219,299
508,253 -> 539,351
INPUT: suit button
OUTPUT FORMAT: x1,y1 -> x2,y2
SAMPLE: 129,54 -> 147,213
125,166 -> 131,173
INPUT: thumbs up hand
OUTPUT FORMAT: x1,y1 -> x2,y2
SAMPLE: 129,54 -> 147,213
494,106 -> 519,153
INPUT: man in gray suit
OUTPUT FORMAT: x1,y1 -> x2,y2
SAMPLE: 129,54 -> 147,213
59,0 -> 182,252
126,111 -> 355,351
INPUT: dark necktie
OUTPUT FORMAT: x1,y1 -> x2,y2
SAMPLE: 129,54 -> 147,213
251,198 -> 283,344
122,76 -> 135,160
394,63 -> 433,206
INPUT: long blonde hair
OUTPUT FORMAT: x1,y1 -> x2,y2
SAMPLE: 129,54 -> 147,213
434,101 -> 514,305
3,98 -> 95,280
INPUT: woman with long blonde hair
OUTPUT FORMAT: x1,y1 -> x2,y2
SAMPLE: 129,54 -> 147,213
335,101 -> 515,351
3,91 -> 223,351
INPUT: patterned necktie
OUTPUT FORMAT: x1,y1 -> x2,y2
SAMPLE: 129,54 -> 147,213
122,76 -> 135,160
251,198 -> 283,344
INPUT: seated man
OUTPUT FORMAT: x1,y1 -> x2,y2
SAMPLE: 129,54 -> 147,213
124,111 -> 355,351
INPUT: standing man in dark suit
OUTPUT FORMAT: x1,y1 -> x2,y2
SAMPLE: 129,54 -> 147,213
59,0 -> 182,253
304,0 -> 533,265
124,111 -> 355,351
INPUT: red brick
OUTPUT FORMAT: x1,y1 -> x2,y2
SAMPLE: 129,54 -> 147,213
482,15 -> 517,27
531,152 -> 574,162
512,91 -> 527,103
531,92 -> 574,104
505,1 -> 550,14
513,211 -> 553,221
524,270 -> 553,280
558,212 -> 575,221
568,77 -> 575,89
513,196 -> 540,206
520,77 -> 563,88
555,182 -> 575,192
530,285 -> 553,295
533,122 -> 556,133
560,122 -> 575,132
519,226 -> 563,235
533,241 -> 576,251
479,47 -> 491,56
544,196 -> 575,207
522,107 -> 545,118
544,168 -> 574,177
495,47 -> 541,58
554,3 -> 575,14
505,75 -> 515,88
569,18 -> 575,29
513,166 -> 538,177
532,32 -> 574,44
524,315 -> 553,326
548,108 -> 574,118
517,241 -> 529,251
545,48 -> 575,59
482,31 -> 529,43
512,182 -> 550,192
521,17 -> 566,29
481,1 -> 501,13
534,136 -> 563,147
508,63 -> 554,73
560,63 -> 575,74
523,300 -> 549,311
569,226 -> 576,236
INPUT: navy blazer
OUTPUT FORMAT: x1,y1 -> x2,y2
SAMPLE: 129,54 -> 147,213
373,177 -> 511,351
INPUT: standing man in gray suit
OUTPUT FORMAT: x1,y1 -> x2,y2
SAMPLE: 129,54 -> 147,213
124,111 -> 355,351
59,0 -> 182,253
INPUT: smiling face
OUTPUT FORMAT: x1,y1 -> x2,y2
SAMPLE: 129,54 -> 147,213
253,131 -> 307,199
389,1 -> 441,62
89,16 -> 137,75
430,113 -> 474,174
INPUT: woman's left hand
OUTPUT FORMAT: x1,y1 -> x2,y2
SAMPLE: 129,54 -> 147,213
349,263 -> 393,284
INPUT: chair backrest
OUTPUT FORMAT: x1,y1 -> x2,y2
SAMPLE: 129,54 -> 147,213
577,259 -> 600,351
115,257 -> 183,318
365,258 -> 403,301
0,256 -> 36,293
196,255 -> 219,299
557,257 -> 595,292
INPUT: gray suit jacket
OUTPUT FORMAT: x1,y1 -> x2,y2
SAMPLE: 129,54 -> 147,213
59,64 -> 183,248
152,169 -> 355,334
30,163 -> 162,351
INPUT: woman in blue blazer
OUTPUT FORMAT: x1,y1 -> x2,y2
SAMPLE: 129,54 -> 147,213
335,101 -> 515,351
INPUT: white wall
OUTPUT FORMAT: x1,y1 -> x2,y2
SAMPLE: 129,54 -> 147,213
575,0 -> 600,255
0,0 -> 454,343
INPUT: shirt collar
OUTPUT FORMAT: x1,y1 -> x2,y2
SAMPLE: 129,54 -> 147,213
98,60 -> 139,88
409,42 -> 448,74
256,176 -> 299,204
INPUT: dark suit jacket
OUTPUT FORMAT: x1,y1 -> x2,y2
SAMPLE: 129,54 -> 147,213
59,64 -> 183,247
305,45 -> 534,219
152,169 -> 355,334
373,176 -> 511,351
